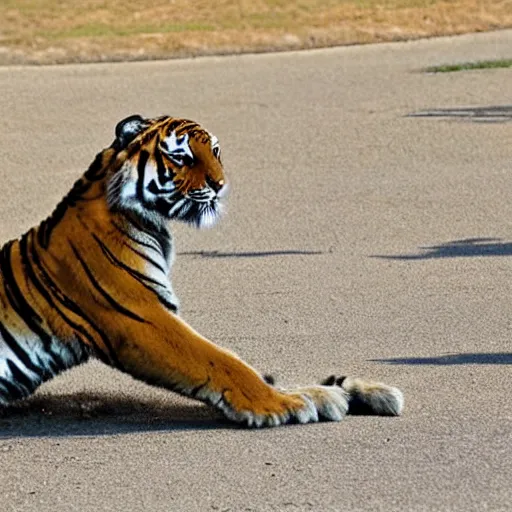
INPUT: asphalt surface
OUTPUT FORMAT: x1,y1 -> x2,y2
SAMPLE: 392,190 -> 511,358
0,30 -> 511,512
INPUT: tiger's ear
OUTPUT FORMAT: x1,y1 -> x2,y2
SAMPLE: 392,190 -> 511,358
114,114 -> 147,149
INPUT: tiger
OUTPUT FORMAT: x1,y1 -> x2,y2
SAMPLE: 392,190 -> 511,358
0,114 -> 403,427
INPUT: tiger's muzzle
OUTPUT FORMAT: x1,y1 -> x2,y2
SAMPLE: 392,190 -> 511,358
185,179 -> 228,203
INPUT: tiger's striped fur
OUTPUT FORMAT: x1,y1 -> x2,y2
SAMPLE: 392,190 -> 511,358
0,115 -> 403,426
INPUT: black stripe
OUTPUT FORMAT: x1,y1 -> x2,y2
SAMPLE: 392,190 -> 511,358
34,352 -> 59,378
167,119 -> 186,133
0,321 -> 40,376
37,149 -> 113,250
69,242 -> 148,324
0,240 -> 53,349
37,201 -> 68,249
19,234 -> 63,323
155,294 -> 178,313
92,234 -> 177,313
111,220 -> 161,252
122,240 -> 167,274
66,339 -> 88,366
155,197 -> 175,217
6,359 -> 34,394
189,377 -> 210,398
19,233 -> 82,373
76,216 -> 175,311
147,179 -> 177,196
46,347 -> 71,370
84,151 -> 107,181
136,150 -> 150,202
92,234 -> 166,288
33,354 -> 56,381
177,121 -> 200,132
19,234 -> 95,369
37,179 -> 89,250
28,234 -> 118,367
123,213 -> 171,261
185,126 -> 210,144
0,376 -> 24,400
155,147 -> 175,184
65,178 -> 90,207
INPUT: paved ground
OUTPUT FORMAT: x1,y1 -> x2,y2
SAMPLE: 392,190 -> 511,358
0,30 -> 511,512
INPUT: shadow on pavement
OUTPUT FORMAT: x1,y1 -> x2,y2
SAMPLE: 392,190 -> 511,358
408,105 -> 512,123
374,352 -> 512,365
0,392 -> 231,439
372,237 -> 512,260
179,250 -> 323,258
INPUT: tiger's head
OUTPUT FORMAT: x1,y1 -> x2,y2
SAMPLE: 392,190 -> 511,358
106,114 -> 227,229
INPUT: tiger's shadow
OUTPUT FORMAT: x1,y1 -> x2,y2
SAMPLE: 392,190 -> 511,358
0,392 -> 231,438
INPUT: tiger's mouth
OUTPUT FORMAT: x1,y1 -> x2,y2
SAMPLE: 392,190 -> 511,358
169,192 -> 223,229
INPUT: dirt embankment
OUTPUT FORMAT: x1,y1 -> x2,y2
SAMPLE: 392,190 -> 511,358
0,0 -> 511,65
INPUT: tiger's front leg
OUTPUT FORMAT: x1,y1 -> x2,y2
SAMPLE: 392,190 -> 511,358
113,309 -> 353,427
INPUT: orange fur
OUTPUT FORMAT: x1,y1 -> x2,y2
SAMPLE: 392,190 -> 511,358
0,115 -> 403,426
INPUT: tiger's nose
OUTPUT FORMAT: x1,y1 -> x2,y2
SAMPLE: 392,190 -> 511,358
206,176 -> 227,195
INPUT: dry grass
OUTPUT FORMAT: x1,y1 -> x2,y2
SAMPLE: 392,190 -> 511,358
0,0 -> 511,65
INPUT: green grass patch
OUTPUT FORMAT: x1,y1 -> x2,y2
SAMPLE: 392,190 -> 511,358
425,59 -> 512,73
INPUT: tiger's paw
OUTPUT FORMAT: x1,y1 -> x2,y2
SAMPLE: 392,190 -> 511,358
284,384 -> 350,423
216,384 -> 350,428
322,375 -> 404,416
